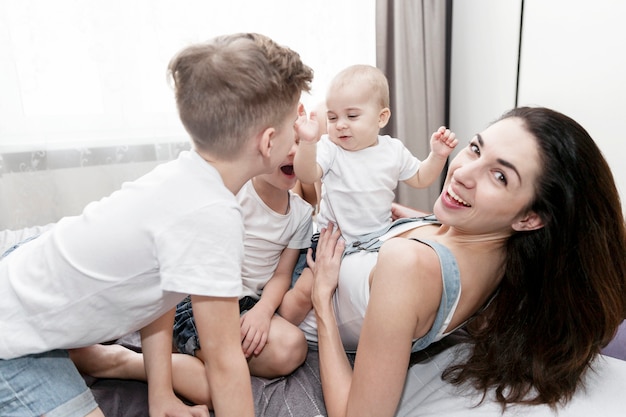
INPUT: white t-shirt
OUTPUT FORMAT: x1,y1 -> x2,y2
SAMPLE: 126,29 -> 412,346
316,134 -> 420,243
237,180 -> 313,299
0,150 -> 244,359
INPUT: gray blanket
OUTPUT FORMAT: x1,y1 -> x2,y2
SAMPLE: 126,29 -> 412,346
84,332 -> 328,417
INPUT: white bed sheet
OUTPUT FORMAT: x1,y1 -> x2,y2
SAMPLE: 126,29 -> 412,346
396,343 -> 626,417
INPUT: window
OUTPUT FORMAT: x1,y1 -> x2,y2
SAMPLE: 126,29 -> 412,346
0,0 -> 376,152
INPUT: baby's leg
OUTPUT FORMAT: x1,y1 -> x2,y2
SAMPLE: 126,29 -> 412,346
277,267 -> 314,325
245,315 -> 307,378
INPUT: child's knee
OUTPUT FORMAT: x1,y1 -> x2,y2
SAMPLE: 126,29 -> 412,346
270,329 -> 308,374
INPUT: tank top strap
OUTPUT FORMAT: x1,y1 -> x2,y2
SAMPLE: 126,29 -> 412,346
406,238 -> 462,352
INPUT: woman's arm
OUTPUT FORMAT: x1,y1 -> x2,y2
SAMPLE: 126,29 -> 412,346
310,225 -> 352,416
313,228 -> 442,417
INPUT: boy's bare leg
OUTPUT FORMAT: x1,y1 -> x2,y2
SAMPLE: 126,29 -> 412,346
278,268 -> 314,325
70,345 -> 145,380
70,345 -> 212,406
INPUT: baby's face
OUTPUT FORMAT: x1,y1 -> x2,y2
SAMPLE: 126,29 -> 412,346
325,83 -> 388,152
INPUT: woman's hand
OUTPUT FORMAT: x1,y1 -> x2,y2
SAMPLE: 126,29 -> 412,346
309,223 -> 344,307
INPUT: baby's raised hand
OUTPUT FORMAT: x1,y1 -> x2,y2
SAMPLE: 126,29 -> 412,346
431,126 -> 458,157
295,103 -> 320,144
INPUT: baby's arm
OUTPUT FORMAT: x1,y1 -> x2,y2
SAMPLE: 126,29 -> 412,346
403,126 -> 458,189
294,105 -> 323,184
240,247 -> 299,357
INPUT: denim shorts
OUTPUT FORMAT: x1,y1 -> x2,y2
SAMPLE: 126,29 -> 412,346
0,349 -> 98,417
173,296 -> 258,355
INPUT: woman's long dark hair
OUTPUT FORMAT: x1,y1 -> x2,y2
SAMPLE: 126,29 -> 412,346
443,107 -> 626,409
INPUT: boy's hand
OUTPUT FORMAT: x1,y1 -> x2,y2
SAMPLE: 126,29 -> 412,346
295,103 -> 320,144
240,304 -> 273,358
431,126 -> 458,158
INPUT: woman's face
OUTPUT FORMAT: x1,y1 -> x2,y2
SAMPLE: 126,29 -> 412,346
434,117 -> 542,236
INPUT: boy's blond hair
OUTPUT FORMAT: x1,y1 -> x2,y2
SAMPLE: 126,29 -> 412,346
328,64 -> 389,109
168,33 -> 314,159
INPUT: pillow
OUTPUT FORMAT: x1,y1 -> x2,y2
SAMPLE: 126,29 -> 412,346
601,319 -> 626,361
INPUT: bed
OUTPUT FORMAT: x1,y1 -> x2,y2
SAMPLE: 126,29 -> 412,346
2,230 -> 625,416
85,325 -> 626,417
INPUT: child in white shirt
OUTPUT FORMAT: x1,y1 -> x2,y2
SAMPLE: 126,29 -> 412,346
280,64 -> 457,325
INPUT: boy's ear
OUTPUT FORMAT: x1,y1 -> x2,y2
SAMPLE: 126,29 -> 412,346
378,108 -> 391,128
258,127 -> 276,158
512,211 -> 544,232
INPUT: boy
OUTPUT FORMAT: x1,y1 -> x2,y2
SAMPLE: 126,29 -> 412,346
71,141 -> 314,405
172,138 -> 314,381
0,32 -> 313,417
280,64 -> 457,325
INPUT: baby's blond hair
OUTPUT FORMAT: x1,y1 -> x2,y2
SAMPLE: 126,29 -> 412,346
328,64 -> 390,109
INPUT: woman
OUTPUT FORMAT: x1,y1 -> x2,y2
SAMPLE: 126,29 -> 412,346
310,107 -> 626,417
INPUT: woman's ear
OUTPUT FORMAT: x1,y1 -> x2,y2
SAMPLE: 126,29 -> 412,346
378,108 -> 391,128
512,211 -> 544,232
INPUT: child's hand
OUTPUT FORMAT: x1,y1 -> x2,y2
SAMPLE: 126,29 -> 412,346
431,126 -> 458,158
391,202 -> 429,220
239,305 -> 272,358
295,103 -> 320,145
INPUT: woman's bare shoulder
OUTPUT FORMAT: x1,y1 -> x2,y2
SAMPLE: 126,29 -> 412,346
378,237 -> 442,281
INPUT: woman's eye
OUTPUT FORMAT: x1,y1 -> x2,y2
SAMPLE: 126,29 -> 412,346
469,142 -> 480,154
494,171 -> 507,185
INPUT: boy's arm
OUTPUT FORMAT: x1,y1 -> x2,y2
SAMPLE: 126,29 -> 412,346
191,294 -> 254,417
403,126 -> 458,189
291,180 -> 320,211
240,247 -> 300,357
141,309 -> 209,417
253,247 -> 299,314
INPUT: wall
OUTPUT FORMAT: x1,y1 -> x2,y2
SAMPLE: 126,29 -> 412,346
450,0 -> 626,213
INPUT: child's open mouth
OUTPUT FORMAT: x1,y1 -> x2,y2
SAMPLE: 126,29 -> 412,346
281,164 -> 294,175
